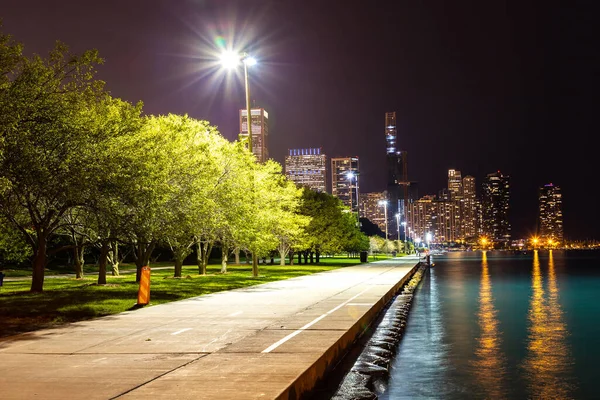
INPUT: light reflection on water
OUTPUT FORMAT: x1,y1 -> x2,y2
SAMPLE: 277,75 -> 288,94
380,251 -> 594,400
471,251 -> 508,398
522,250 -> 574,398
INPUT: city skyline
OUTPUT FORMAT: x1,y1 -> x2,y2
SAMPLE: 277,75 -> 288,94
1,0 -> 596,239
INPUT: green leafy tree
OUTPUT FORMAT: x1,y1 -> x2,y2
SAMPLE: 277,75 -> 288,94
0,37 -> 142,291
299,189 -> 362,263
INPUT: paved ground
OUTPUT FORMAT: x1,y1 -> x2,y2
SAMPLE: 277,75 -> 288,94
0,256 -> 419,400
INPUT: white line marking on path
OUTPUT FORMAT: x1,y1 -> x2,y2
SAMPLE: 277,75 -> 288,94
228,311 -> 243,317
347,303 -> 373,306
171,328 -> 192,336
261,287 -> 371,353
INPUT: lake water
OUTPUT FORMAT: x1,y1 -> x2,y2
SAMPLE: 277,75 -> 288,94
380,250 -> 600,399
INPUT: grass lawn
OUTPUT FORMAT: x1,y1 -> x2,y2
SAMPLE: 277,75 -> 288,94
0,255 -> 391,338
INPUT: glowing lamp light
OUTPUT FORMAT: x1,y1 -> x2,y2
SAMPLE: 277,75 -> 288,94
244,56 -> 257,66
346,172 -> 355,179
219,50 -> 240,69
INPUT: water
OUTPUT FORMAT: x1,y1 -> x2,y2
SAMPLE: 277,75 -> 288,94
380,250 -> 600,399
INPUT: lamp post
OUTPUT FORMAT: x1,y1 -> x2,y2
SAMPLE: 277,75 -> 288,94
401,221 -> 407,254
378,200 -> 388,240
220,50 -> 259,275
395,213 -> 400,241
346,171 -> 360,222
426,232 -> 432,251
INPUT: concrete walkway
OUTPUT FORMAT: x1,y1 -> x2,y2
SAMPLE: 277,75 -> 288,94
0,256 -> 419,400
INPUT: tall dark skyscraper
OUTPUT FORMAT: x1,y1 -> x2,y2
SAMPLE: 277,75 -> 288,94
239,108 -> 269,163
385,112 -> 409,233
538,183 -> 563,242
482,171 -> 511,246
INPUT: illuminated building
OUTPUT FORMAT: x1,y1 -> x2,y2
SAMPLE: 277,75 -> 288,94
448,169 -> 463,200
482,171 -> 511,246
538,183 -> 563,242
239,108 -> 269,163
361,192 -> 387,231
406,195 -> 436,242
331,157 -> 359,213
385,112 -> 410,236
284,148 -> 327,193
462,175 -> 479,239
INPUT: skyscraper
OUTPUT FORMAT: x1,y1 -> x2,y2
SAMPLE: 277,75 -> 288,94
482,171 -> 511,246
331,157 -> 359,213
239,108 -> 269,163
361,192 -> 387,232
284,148 -> 327,193
538,183 -> 563,242
462,175 -> 479,239
448,169 -> 463,200
385,112 -> 409,235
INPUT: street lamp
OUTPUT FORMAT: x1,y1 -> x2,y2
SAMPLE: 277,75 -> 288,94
395,213 -> 400,241
220,50 -> 259,275
378,200 -> 388,240
220,51 -> 257,155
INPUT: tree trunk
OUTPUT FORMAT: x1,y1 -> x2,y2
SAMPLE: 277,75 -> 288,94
134,241 -> 155,282
197,241 -> 212,275
174,257 -> 183,278
234,247 -> 240,265
98,242 -> 109,285
110,241 -> 120,276
221,246 -> 228,273
196,241 -> 206,275
297,252 -> 302,264
289,250 -> 294,266
30,234 -> 47,293
316,250 -> 320,263
245,251 -> 250,264
279,249 -> 286,265
73,244 -> 84,279
303,251 -> 308,264
310,251 -> 314,264
252,254 -> 259,277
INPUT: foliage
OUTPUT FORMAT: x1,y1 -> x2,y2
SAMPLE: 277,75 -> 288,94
0,36 -> 143,291
0,216 -> 32,264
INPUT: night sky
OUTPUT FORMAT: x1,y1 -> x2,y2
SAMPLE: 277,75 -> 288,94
2,0 -> 598,240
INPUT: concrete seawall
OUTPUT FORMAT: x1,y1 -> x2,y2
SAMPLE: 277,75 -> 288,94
280,261 -> 420,399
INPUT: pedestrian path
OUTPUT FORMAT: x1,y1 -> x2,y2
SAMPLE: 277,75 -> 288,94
0,256 -> 419,400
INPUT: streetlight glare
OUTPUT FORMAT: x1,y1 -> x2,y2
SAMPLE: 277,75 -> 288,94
244,56 -> 257,66
346,171 -> 355,179
219,50 -> 240,69
378,200 -> 388,205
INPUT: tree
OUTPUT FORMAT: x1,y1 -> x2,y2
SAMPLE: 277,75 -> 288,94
299,189 -> 363,263
0,38 -> 143,291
